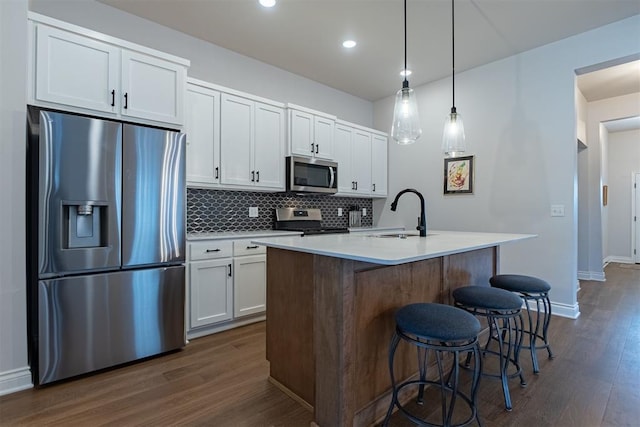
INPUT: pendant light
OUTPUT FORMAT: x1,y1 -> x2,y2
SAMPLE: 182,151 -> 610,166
442,0 -> 466,157
391,0 -> 422,145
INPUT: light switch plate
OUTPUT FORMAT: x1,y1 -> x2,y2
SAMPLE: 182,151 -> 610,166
249,207 -> 259,217
550,205 -> 565,217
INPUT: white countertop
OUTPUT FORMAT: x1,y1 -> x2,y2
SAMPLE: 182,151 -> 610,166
188,230 -> 301,241
251,230 -> 535,265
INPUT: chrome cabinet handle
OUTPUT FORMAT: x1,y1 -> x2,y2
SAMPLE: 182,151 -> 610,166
228,264 -> 232,277
372,183 -> 376,192
311,143 -> 315,153
124,93 -> 128,109
246,245 -> 259,249
215,167 -> 219,179
205,249 -> 221,253
111,90 -> 115,107
256,171 -> 260,182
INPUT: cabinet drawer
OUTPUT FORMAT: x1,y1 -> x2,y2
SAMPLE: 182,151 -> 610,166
189,240 -> 233,261
233,240 -> 267,256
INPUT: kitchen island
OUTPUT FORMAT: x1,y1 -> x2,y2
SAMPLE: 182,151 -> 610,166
251,230 -> 533,427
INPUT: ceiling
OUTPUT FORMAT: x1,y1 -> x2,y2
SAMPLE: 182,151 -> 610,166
97,0 -> 640,102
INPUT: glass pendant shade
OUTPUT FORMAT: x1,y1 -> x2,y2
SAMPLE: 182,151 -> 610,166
442,109 -> 466,157
391,82 -> 422,145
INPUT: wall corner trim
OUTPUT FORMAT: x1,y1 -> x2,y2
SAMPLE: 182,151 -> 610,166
549,301 -> 581,319
0,367 -> 33,396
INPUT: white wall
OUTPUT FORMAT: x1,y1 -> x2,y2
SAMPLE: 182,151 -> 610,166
0,0 -> 30,394
586,93 -> 640,276
28,0 -> 374,128
373,15 -> 640,318
607,129 -> 640,262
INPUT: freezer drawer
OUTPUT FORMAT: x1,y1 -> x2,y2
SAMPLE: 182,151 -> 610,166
37,266 -> 185,385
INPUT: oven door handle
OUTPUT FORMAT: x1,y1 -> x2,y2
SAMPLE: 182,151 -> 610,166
329,166 -> 335,189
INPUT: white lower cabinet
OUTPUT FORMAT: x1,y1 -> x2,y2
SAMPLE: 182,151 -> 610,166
187,238 -> 266,338
189,258 -> 233,328
233,255 -> 267,318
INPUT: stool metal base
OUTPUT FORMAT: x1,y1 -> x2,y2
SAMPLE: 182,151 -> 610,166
521,292 -> 554,373
383,329 -> 482,427
456,305 -> 525,411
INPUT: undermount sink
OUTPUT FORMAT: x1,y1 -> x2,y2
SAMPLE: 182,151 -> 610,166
370,232 -> 437,239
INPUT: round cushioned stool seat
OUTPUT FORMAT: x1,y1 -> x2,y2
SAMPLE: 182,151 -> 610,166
452,286 -> 522,311
396,302 -> 481,341
490,274 -> 550,293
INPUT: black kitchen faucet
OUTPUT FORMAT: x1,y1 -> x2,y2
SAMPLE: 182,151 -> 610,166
390,188 -> 427,237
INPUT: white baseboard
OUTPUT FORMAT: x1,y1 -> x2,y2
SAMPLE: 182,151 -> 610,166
577,270 -> 606,281
549,301 -> 581,319
604,255 -> 635,264
0,367 -> 32,396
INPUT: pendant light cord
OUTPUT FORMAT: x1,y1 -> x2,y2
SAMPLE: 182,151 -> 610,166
403,0 -> 408,86
451,0 -> 456,111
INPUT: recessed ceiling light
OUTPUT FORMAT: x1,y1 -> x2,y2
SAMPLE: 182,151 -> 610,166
400,69 -> 412,77
342,40 -> 357,49
259,0 -> 276,8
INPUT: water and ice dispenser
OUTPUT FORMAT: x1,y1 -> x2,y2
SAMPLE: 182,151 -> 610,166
65,203 -> 106,249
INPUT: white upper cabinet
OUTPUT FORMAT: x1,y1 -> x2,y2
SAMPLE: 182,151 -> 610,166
351,129 -> 372,195
334,121 -> 386,197
371,133 -> 388,197
288,105 -> 336,160
185,81 -> 221,187
254,102 -> 285,189
334,124 -> 354,194
29,14 -> 189,127
220,93 -> 285,190
35,25 -> 119,114
221,93 -> 254,187
121,50 -> 185,125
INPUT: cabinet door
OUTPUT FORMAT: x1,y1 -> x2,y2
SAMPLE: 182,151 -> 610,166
334,124 -> 354,194
121,50 -> 185,125
352,129 -> 372,194
233,255 -> 266,318
254,102 -> 285,189
220,93 -> 254,187
35,25 -> 119,114
371,133 -> 388,196
289,109 -> 314,157
189,259 -> 233,328
313,116 -> 335,160
185,85 -> 220,186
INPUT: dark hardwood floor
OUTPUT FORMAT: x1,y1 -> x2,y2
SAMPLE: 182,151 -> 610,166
1,263 -> 638,426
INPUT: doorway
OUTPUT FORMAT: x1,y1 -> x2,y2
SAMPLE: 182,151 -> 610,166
636,173 -> 640,263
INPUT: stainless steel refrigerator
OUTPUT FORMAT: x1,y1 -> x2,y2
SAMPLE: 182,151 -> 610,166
26,106 -> 186,385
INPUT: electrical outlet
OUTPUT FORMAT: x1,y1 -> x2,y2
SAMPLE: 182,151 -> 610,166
362,208 -> 367,217
338,208 -> 343,217
249,207 -> 259,217
550,205 -> 564,217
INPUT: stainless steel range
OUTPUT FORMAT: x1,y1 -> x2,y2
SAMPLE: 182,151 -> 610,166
274,208 -> 349,235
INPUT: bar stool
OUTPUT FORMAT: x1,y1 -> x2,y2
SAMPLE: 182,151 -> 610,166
452,286 -> 526,411
383,303 -> 482,427
490,274 -> 554,374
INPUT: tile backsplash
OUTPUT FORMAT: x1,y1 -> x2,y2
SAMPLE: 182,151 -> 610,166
187,188 -> 373,234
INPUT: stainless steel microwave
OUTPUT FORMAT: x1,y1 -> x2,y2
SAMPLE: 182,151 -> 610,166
286,156 -> 338,194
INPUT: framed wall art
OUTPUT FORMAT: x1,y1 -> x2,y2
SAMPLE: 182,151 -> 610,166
444,155 -> 474,195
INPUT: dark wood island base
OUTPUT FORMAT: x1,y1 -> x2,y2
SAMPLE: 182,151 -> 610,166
265,246 -> 498,427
